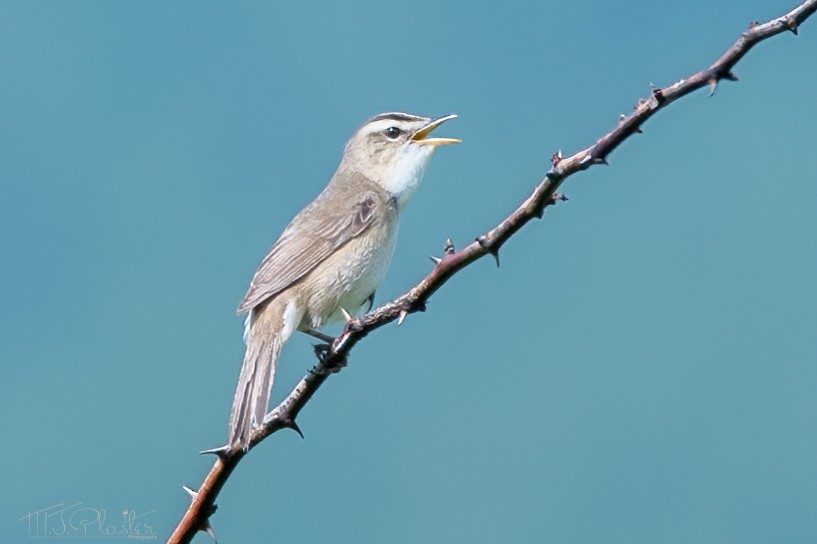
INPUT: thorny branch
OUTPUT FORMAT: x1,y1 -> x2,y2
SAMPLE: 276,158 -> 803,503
168,2 -> 817,542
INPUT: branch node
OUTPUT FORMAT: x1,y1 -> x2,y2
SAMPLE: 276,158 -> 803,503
550,150 -> 563,166
784,16 -> 799,34
444,238 -> 456,255
347,318 -> 364,334
651,86 -> 665,105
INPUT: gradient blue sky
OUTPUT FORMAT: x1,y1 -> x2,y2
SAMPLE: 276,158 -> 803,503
3,1 -> 816,543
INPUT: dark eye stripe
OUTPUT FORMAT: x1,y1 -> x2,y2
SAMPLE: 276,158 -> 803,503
369,112 -> 424,124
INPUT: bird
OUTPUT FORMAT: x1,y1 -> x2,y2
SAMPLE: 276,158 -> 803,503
229,112 -> 459,450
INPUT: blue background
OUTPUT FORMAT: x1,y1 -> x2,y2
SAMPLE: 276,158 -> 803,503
2,1 -> 816,542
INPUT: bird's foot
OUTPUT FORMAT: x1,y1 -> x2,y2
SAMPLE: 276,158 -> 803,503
312,342 -> 347,373
313,342 -> 331,362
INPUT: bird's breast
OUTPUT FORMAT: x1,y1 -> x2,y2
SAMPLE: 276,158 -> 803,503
300,217 -> 399,329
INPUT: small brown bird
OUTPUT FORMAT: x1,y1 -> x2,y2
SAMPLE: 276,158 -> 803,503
230,112 -> 459,450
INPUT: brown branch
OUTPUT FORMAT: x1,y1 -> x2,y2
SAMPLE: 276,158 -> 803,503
167,2 -> 817,542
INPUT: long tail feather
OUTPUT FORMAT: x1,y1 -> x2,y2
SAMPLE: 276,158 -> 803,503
229,300 -> 288,450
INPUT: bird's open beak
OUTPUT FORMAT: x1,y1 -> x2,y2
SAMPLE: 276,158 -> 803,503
411,114 -> 460,146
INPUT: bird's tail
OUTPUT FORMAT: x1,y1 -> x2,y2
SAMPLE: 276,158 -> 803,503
229,297 -> 294,450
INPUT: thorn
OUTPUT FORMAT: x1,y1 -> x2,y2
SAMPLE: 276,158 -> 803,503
397,310 -> 408,326
749,20 -> 760,29
620,112 -> 643,134
708,77 -> 718,97
475,236 -> 500,267
651,86 -> 665,105
429,255 -> 442,265
784,16 -> 799,35
183,485 -> 198,499
284,418 -> 304,439
340,307 -> 353,322
444,238 -> 455,255
593,157 -> 609,166
199,445 -> 230,458
550,150 -> 563,166
580,154 -> 593,165
723,71 -> 739,82
202,520 -> 217,544
552,192 -> 568,203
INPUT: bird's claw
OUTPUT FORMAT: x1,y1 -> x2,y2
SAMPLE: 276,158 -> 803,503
312,342 -> 347,373
313,342 -> 331,362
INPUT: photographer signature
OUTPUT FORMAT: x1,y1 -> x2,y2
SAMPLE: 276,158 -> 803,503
19,502 -> 158,539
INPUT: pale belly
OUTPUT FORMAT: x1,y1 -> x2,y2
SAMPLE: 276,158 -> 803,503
299,222 -> 398,329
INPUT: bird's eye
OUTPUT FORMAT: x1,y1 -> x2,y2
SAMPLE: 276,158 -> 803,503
384,126 -> 402,139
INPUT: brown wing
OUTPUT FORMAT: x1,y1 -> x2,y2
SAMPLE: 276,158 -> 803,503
236,190 -> 380,314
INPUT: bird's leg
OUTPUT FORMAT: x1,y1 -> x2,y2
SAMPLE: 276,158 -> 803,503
365,291 -> 376,313
301,327 -> 340,370
313,308 -> 358,373
301,327 -> 335,344
306,307 -> 360,371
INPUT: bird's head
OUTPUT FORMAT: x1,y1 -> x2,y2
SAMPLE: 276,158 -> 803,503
341,112 -> 459,208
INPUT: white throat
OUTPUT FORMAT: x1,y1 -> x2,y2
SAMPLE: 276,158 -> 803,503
381,143 -> 435,209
